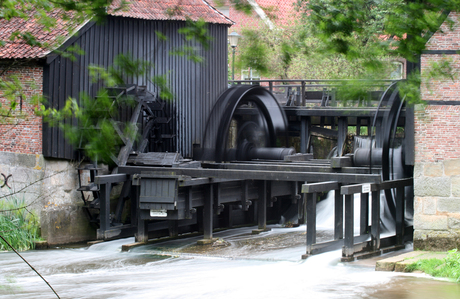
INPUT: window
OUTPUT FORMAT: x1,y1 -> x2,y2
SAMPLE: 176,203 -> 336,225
390,61 -> 404,80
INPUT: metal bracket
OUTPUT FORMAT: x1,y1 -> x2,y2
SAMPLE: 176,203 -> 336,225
0,173 -> 12,188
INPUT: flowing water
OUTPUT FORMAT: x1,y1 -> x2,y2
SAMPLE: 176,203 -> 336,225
1,225 -> 459,299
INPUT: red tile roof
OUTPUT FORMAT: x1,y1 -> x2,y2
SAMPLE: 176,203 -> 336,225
0,9 -> 77,59
207,0 -> 299,33
109,0 -> 232,24
0,0 -> 233,59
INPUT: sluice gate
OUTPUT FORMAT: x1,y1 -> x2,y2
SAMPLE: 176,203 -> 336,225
83,80 -> 414,260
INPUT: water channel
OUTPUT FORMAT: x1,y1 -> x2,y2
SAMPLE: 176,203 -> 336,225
1,224 -> 459,299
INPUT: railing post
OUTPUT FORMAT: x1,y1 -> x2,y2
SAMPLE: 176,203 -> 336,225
395,186 -> 405,245
334,188 -> 343,240
98,183 -> 111,240
253,180 -> 268,233
203,184 -> 214,240
306,192 -> 316,255
360,192 -> 369,235
371,190 -> 381,250
296,86 -> 301,106
301,80 -> 306,106
269,81 -> 273,93
343,194 -> 354,260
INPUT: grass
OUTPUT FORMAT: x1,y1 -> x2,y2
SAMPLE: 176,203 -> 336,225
406,249 -> 460,283
0,193 -> 41,251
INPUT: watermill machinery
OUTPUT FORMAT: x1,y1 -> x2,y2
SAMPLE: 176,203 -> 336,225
80,80 -> 414,260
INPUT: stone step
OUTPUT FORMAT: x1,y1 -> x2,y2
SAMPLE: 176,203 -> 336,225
375,250 -> 448,272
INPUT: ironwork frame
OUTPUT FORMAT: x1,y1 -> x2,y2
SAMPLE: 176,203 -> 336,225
302,178 -> 413,261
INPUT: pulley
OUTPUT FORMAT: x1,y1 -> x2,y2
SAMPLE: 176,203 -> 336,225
196,85 -> 292,162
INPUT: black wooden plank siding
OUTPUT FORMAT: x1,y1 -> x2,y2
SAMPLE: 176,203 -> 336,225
43,16 -> 229,160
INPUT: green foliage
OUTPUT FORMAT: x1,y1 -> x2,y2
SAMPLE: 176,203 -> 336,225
214,0 -> 252,15
399,72 -> 422,104
171,18 -> 212,63
235,21 -> 393,81
0,193 -> 41,251
237,29 -> 270,76
406,249 -> 460,282
233,0 -> 460,104
155,31 -> 168,42
152,74 -> 174,101
54,44 -> 85,62
178,18 -> 212,50
0,74 -> 43,124
170,46 -> 205,63
299,0 -> 458,61
0,1 -> 127,51
39,53 -> 148,165
297,0 -> 460,103
41,90 -> 137,165
87,54 -> 152,87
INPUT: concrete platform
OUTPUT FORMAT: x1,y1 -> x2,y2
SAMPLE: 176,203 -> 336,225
375,251 -> 448,272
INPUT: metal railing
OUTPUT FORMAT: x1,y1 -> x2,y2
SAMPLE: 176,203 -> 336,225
230,79 -> 397,107
302,177 -> 413,261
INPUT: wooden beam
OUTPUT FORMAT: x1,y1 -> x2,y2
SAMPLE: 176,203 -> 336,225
302,181 -> 339,193
119,166 -> 381,184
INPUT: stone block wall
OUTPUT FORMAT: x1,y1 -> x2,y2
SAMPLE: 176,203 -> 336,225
414,12 -> 460,250
0,151 -> 96,245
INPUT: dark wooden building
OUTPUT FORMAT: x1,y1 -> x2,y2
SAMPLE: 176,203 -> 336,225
45,1 -> 232,159
2,0 -> 233,160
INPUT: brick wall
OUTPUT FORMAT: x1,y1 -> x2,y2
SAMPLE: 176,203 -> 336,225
414,12 -> 460,250
0,63 -> 43,154
425,13 -> 460,51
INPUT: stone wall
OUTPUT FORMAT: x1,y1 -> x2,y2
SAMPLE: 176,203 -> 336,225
0,62 -> 96,245
0,152 -> 96,245
414,12 -> 460,250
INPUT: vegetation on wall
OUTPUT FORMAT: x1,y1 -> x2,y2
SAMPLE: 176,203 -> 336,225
0,192 -> 41,251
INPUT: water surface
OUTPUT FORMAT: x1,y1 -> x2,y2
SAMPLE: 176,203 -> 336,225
1,226 -> 458,299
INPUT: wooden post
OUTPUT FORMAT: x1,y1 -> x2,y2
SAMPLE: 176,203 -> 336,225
395,186 -> 405,245
337,117 -> 348,157
258,180 -> 267,230
185,187 -> 193,219
225,204 -> 234,228
203,184 -> 214,240
298,192 -> 306,224
301,80 -> 306,106
357,117 -> 362,136
371,190 -> 381,250
306,192 -> 316,255
334,189 -> 343,240
360,193 -> 369,235
300,117 -> 311,154
135,217 -> 149,243
343,194 -> 354,259
130,183 -> 139,228
168,220 -> 179,237
98,183 -> 111,240
253,181 -> 268,234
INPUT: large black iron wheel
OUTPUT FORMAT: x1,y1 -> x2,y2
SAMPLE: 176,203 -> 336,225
197,85 -> 289,162
371,82 -> 408,222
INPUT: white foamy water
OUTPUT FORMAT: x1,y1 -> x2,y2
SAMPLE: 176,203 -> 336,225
1,228 -> 459,299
